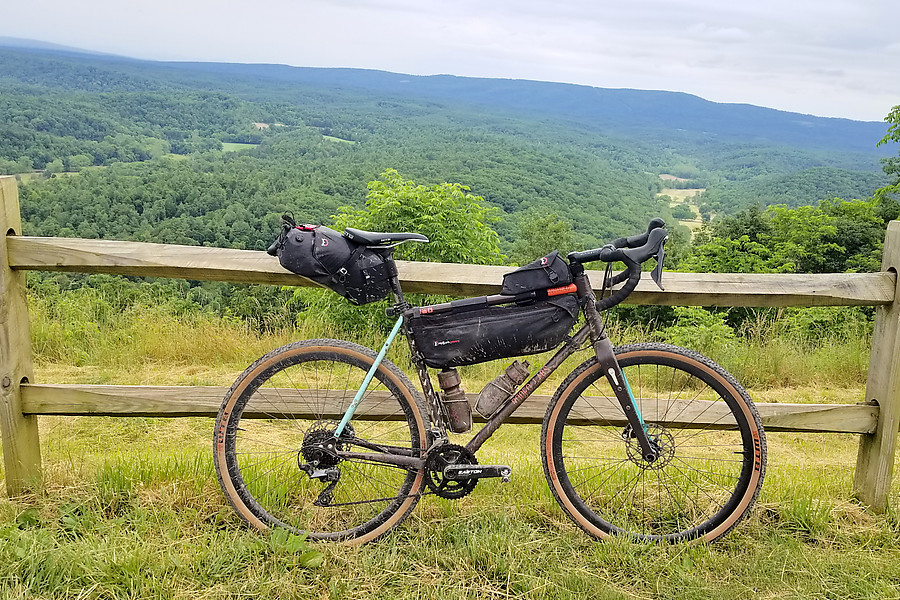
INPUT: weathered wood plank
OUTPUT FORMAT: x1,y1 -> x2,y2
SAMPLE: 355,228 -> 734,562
0,177 -> 42,495
20,384 -> 878,433
6,236 -> 306,286
6,236 -> 894,307
401,262 -> 895,307
855,220 -> 900,511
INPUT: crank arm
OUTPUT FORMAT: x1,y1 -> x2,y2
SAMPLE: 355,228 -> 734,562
444,464 -> 512,482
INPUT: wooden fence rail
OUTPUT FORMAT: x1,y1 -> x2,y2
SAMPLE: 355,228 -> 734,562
2,176 -> 900,511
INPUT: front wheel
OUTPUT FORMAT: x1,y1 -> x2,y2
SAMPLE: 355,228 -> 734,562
214,339 -> 429,544
542,343 -> 766,542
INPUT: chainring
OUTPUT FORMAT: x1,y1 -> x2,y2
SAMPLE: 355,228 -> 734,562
424,443 -> 478,499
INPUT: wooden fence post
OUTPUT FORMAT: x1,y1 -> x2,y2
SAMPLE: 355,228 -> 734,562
854,220 -> 900,511
0,176 -> 42,495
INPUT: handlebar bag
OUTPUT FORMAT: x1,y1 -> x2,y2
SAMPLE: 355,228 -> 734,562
500,250 -> 572,296
269,224 -> 392,305
408,294 -> 579,369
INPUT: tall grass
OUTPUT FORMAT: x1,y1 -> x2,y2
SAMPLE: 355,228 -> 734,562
4,289 -> 896,599
27,289 -> 873,393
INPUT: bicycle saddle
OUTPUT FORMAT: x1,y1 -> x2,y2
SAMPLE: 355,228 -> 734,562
343,227 -> 429,246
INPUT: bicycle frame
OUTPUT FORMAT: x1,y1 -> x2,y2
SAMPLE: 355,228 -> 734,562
334,267 -> 660,466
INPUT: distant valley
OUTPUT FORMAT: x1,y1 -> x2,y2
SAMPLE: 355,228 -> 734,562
0,39 -> 891,248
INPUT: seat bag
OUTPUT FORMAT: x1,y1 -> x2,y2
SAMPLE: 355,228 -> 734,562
270,224 -> 392,305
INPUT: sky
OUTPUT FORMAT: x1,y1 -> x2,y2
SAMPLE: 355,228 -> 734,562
2,0 -> 898,122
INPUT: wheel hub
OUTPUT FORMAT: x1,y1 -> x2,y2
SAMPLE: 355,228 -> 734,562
624,424 -> 675,470
300,420 -> 354,470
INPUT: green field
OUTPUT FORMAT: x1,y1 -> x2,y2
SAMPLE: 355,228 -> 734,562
2,304 -> 899,599
322,135 -> 357,144
221,142 -> 260,152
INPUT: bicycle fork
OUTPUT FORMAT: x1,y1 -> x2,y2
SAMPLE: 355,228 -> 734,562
576,266 -> 659,463
593,333 -> 658,462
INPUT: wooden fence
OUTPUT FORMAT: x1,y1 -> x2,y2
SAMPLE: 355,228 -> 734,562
2,175 -> 900,510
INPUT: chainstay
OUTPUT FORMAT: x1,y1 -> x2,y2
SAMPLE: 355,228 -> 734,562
303,450 -> 429,508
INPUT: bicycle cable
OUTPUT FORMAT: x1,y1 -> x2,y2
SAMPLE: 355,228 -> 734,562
600,261 -> 615,333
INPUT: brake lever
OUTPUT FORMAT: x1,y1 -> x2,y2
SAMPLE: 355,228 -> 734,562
651,239 -> 666,290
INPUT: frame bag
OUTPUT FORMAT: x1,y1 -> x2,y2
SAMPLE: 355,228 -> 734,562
500,250 -> 572,295
407,294 -> 579,369
268,222 -> 392,305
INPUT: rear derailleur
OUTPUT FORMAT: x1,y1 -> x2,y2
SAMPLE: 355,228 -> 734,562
297,420 -> 354,507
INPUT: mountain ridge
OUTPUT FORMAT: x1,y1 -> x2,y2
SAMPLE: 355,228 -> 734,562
0,37 -> 888,157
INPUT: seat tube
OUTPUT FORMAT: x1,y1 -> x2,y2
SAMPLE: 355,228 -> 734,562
333,315 -> 405,437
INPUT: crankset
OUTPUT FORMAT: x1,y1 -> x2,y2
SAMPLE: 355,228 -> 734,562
424,444 -> 512,500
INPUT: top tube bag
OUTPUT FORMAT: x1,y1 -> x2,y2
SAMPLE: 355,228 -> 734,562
500,250 -> 572,295
268,222 -> 393,305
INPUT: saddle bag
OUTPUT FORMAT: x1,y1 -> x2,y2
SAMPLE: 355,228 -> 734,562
268,222 -> 393,305
407,294 -> 579,369
500,250 -> 572,295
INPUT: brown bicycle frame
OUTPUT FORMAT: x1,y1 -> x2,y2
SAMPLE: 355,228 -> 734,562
407,268 -> 657,459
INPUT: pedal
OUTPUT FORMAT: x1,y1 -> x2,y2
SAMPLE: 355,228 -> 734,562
443,464 -> 512,483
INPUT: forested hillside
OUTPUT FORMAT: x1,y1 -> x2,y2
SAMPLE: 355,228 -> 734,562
1,42 -> 898,330
0,38 -> 900,356
0,43 -> 891,236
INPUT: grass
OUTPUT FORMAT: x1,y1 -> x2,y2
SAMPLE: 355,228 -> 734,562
657,188 -> 704,234
323,135 -> 357,145
221,143 -> 259,152
2,300 -> 900,598
4,417 -> 900,599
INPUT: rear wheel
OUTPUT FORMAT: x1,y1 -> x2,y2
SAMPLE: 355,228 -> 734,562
542,343 -> 765,542
214,339 -> 429,543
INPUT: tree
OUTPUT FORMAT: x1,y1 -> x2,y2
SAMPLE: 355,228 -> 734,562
333,168 -> 505,265
67,154 -> 93,172
679,234 -> 787,273
875,104 -> 900,205
507,211 -> 576,266
295,169 -> 507,336
44,158 -> 65,175
670,204 -> 695,220
766,205 -> 843,273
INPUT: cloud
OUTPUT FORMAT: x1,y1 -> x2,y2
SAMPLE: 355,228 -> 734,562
1,0 -> 897,120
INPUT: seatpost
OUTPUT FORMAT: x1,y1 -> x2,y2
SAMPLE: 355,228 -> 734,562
384,254 -> 408,314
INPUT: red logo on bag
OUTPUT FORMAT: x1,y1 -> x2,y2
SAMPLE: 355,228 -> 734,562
541,256 -> 549,266
321,238 -> 329,247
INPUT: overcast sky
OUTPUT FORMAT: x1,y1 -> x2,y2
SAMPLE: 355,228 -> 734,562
2,0 -> 898,122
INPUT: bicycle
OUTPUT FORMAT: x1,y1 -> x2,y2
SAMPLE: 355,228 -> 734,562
213,218 -> 766,544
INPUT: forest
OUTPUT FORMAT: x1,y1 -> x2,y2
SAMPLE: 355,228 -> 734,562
1,43 -> 898,336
